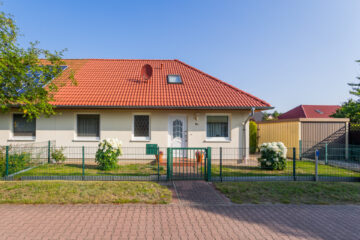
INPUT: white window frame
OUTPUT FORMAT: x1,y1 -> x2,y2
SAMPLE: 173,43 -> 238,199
132,113 -> 151,142
74,113 -> 101,142
9,113 -> 36,141
205,113 -> 231,142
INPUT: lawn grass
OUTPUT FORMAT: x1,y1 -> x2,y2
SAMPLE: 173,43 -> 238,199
15,163 -> 166,178
211,160 -> 360,178
0,181 -> 172,204
214,182 -> 360,204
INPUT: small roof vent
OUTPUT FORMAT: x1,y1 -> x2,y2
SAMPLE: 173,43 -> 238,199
315,109 -> 324,114
140,64 -> 153,81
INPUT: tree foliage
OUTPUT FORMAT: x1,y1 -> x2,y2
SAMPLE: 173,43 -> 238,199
332,60 -> 360,123
263,111 -> 281,121
0,10 -> 75,120
249,121 -> 258,154
332,99 -> 360,123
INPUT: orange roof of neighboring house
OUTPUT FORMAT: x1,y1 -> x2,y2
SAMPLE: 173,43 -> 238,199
49,59 -> 271,109
278,105 -> 340,119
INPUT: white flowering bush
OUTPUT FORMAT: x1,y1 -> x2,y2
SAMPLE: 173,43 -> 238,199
95,138 -> 122,170
258,142 -> 287,170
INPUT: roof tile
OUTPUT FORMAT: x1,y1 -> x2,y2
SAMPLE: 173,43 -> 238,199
50,59 -> 271,109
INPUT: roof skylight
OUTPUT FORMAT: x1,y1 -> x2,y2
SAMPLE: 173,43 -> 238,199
167,75 -> 182,84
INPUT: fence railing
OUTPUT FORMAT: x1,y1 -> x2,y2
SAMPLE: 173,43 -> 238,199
0,143 -> 359,182
211,147 -> 360,182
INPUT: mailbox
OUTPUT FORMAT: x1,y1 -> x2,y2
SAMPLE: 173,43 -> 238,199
146,144 -> 158,155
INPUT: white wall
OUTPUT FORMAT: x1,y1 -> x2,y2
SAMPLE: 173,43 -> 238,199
0,109 -> 250,156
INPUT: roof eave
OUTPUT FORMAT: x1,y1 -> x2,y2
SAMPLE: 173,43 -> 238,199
53,105 -> 274,110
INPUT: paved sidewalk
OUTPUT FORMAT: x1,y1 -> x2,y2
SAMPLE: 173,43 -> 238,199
0,181 -> 359,240
171,181 -> 231,205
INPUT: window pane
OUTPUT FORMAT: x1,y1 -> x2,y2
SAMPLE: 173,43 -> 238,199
77,115 -> 99,137
13,114 -> 36,137
167,75 -> 182,83
207,116 -> 228,137
173,120 -> 183,138
134,115 -> 149,137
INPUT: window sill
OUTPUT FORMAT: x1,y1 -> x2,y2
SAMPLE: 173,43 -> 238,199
130,138 -> 151,142
204,138 -> 231,143
73,138 -> 100,142
8,138 -> 36,142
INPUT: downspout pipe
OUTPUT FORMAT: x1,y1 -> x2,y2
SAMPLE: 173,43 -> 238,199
242,107 -> 255,161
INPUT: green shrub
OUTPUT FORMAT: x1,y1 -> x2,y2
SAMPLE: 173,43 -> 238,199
258,142 -> 287,170
95,139 -> 122,170
51,148 -> 66,164
0,151 -> 31,177
249,121 -> 258,154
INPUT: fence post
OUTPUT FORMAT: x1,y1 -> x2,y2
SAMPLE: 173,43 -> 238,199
157,147 -> 160,181
206,147 -> 212,181
48,140 -> 51,164
166,148 -> 171,181
315,149 -> 319,182
293,147 -> 296,181
325,143 -> 328,165
220,147 -> 223,182
299,140 -> 302,160
82,146 -> 85,181
5,146 -> 9,177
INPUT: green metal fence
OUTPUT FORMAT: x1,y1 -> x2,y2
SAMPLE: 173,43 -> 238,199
211,147 -> 360,182
166,147 -> 211,180
1,143 -> 168,181
0,143 -> 359,182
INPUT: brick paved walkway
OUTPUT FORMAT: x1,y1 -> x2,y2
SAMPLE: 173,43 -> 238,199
0,181 -> 359,240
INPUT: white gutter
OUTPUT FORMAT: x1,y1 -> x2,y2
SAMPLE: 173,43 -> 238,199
242,107 -> 255,161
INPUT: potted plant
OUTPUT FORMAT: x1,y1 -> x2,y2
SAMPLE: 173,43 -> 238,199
196,151 -> 204,163
156,151 -> 163,164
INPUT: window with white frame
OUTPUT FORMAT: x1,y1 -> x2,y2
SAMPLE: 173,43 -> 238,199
13,114 -> 36,138
206,115 -> 229,139
77,114 -> 100,139
133,115 -> 150,140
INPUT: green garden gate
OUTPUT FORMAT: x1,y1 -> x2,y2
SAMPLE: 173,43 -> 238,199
166,147 -> 211,180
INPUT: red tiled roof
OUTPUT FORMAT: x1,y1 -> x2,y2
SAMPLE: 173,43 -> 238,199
49,59 -> 271,109
278,105 -> 340,119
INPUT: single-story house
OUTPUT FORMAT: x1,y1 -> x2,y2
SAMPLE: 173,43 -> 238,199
278,105 -> 340,119
0,59 -> 271,159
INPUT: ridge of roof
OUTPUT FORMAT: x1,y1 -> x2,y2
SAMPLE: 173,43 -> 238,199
174,59 -> 271,107
300,105 -> 307,118
61,58 -> 176,61
301,104 -> 340,107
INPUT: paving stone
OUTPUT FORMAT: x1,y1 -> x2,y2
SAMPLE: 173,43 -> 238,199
0,181 -> 359,239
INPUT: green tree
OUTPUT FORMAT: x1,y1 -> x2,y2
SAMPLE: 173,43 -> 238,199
332,99 -> 360,123
0,9 -> 75,120
332,61 -> 360,123
249,121 -> 258,153
263,111 -> 281,121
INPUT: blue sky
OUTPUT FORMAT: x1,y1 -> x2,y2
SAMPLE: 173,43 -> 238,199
2,0 -> 360,112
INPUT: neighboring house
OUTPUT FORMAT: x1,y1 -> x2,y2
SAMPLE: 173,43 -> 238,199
278,105 -> 340,119
251,112 -> 266,122
0,59 -> 271,158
